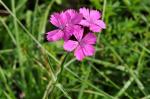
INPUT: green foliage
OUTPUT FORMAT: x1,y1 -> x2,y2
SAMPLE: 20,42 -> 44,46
0,0 -> 150,99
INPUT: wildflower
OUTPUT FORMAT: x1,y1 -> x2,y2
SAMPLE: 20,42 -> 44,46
79,7 -> 106,32
47,10 -> 82,41
63,26 -> 96,61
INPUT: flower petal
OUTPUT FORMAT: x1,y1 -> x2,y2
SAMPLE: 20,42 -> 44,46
73,26 -> 84,41
50,13 -> 62,27
74,46 -> 85,61
82,33 -> 97,45
60,11 -> 70,26
71,13 -> 83,24
90,10 -> 101,20
46,29 -> 64,42
50,12 -> 69,28
82,44 -> 95,56
79,19 -> 90,26
63,40 -> 78,52
95,20 -> 106,29
79,7 -> 90,19
89,24 -> 101,32
66,9 -> 83,24
63,25 -> 74,41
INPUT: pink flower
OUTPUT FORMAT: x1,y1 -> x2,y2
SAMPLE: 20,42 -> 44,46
47,10 -> 83,42
46,12 -> 67,42
63,26 -> 96,61
79,7 -> 106,32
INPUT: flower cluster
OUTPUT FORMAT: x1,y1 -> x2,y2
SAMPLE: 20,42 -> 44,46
46,8 -> 106,61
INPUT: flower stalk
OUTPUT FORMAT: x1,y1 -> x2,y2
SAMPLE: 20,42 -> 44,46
56,52 -> 69,83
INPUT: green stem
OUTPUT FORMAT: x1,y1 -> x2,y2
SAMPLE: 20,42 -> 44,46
102,0 -> 106,20
42,53 -> 69,99
56,52 -> 69,83
11,0 -> 25,81
94,0 -> 106,58
97,0 -> 106,43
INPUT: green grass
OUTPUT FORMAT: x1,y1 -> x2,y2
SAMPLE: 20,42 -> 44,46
0,0 -> 150,99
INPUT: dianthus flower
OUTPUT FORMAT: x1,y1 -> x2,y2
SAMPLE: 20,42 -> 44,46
79,7 -> 106,32
47,10 -> 82,41
46,8 -> 106,61
64,26 -> 96,61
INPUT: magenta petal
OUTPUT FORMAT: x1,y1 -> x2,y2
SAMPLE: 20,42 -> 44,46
89,24 -> 101,32
63,31 -> 72,41
95,20 -> 106,29
60,12 -> 70,26
63,40 -> 78,52
66,9 -> 83,24
74,46 -> 85,61
71,13 -> 83,24
82,44 -> 95,56
90,10 -> 101,20
73,26 -> 84,41
80,19 -> 90,26
46,29 -> 64,42
79,7 -> 90,19
50,13 -> 61,27
63,25 -> 74,41
50,12 -> 69,28
82,33 -> 97,45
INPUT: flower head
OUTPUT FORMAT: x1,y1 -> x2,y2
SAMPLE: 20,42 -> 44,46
47,10 -> 83,42
64,26 -> 96,61
79,7 -> 106,32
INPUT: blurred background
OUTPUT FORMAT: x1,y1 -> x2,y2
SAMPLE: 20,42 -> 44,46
0,0 -> 150,99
